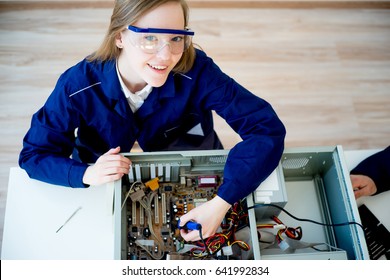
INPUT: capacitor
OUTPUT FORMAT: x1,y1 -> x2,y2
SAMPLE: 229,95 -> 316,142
143,227 -> 151,238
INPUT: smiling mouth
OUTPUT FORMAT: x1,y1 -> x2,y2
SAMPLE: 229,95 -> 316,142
148,64 -> 168,71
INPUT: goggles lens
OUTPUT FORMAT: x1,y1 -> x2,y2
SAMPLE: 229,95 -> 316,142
127,25 -> 194,54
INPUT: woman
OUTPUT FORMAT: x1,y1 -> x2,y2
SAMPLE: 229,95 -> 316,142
19,0 -> 286,241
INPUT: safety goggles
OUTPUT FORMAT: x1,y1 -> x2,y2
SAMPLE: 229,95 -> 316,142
127,25 -> 195,55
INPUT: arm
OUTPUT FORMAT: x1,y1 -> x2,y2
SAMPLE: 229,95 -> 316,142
180,52 -> 286,240
180,101 -> 284,241
350,146 -> 390,198
200,55 -> 286,205
19,82 -> 88,187
19,72 -> 131,187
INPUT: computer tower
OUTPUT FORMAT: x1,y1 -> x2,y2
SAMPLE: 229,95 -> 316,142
113,146 -> 368,260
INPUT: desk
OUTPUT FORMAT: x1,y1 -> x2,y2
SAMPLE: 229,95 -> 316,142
2,149 -> 388,260
1,167 -> 115,259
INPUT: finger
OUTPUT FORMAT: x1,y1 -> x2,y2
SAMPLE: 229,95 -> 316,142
99,173 -> 125,184
98,155 -> 131,168
99,157 -> 131,168
178,212 -> 195,228
104,146 -> 121,155
180,229 -> 202,242
354,189 -> 363,199
354,185 -> 371,199
84,169 -> 125,186
101,154 -> 124,162
113,155 -> 131,165
350,175 -> 362,188
101,166 -> 130,176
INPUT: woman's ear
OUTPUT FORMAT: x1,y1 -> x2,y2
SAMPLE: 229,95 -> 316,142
115,33 -> 124,49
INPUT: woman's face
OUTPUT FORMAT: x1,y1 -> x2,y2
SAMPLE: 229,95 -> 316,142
116,2 -> 185,92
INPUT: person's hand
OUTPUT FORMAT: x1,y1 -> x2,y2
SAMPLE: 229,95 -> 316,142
178,195 -> 231,241
82,146 -> 131,186
350,174 -> 377,199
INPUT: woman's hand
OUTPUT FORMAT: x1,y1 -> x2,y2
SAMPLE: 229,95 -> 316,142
82,146 -> 131,186
350,174 -> 377,199
178,195 -> 231,241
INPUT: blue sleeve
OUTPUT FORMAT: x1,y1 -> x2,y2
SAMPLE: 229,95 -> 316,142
19,73 -> 89,188
193,52 -> 286,204
350,146 -> 390,195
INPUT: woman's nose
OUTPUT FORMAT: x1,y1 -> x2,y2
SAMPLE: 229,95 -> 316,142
155,42 -> 172,60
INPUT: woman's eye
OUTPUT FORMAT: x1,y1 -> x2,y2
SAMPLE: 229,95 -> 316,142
171,36 -> 184,43
144,35 -> 158,42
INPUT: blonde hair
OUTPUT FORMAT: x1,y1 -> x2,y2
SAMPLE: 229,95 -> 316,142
87,0 -> 196,73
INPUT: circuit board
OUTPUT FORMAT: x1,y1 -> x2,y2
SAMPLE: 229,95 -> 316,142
122,171 -> 250,260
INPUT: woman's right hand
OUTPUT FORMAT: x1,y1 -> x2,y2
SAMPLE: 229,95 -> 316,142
82,146 -> 131,186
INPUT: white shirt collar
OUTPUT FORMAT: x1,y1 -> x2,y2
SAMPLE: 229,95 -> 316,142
116,62 -> 152,113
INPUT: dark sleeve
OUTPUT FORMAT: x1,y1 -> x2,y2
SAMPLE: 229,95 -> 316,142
192,52 -> 286,204
350,146 -> 390,195
19,72 -> 89,188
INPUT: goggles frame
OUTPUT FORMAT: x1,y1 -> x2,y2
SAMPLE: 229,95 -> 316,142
127,25 -> 195,36
126,25 -> 194,54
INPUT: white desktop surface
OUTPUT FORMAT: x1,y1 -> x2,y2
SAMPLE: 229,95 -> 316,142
1,167 -> 115,260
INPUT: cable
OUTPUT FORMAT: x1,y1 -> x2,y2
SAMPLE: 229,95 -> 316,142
138,192 -> 165,260
311,242 -> 344,252
248,203 -> 364,231
121,181 -> 141,210
198,225 -> 211,257
189,201 -> 250,259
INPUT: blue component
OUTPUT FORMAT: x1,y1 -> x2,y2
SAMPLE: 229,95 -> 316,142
177,219 -> 201,231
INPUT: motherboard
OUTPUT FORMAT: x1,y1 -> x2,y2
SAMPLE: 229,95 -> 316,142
120,153 -> 251,260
